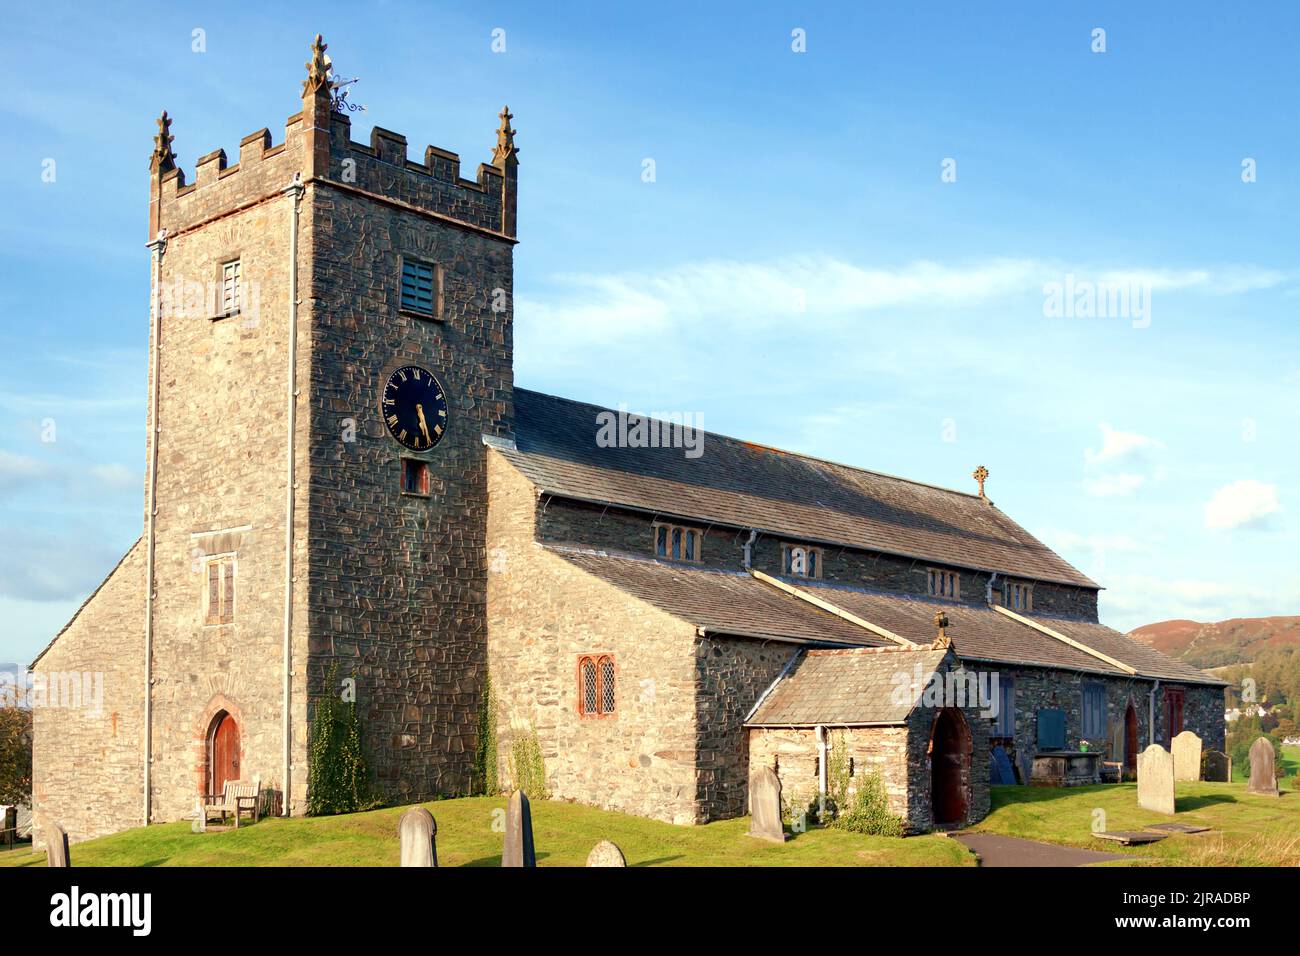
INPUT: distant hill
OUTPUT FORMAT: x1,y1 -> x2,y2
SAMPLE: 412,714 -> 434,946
1130,617 -> 1300,668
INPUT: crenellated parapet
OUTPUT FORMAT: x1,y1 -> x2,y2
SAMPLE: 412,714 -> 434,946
148,34 -> 517,242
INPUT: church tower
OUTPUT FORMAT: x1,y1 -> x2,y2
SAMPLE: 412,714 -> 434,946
141,35 -> 516,819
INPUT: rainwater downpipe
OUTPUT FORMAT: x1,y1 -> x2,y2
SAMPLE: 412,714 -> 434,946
1149,679 -> 1161,747
282,173 -> 303,815
815,724 -> 829,798
143,228 -> 167,826
742,529 -> 758,569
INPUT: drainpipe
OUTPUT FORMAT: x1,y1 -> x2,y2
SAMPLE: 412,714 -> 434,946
742,529 -> 758,569
815,724 -> 829,797
282,173 -> 303,815
986,571 -> 999,606
1148,679 -> 1160,747
143,228 -> 167,826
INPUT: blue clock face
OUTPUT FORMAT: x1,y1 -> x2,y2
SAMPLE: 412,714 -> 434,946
381,365 -> 448,451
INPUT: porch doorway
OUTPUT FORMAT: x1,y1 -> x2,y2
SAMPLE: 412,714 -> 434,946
930,708 -> 971,826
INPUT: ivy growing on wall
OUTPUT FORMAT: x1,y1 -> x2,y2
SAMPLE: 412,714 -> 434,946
506,720 -> 549,799
307,665 -> 376,816
473,673 -> 499,796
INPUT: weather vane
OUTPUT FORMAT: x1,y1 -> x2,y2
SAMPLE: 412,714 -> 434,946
322,52 -> 366,114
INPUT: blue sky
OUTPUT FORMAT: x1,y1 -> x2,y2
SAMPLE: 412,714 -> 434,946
2,1 -> 1298,663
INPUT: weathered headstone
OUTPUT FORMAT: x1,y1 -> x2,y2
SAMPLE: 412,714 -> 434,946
398,806 -> 438,867
46,822 -> 70,868
1247,737 -> 1279,796
502,790 -> 536,867
1171,730 -> 1203,782
585,840 -> 627,867
1202,749 -> 1231,783
1136,743 -> 1175,815
747,766 -> 785,843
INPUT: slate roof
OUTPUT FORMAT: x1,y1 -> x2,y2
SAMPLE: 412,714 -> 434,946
504,389 -> 1098,589
746,646 -> 951,726
549,548 -> 890,646
1038,616 -> 1222,685
784,580 -> 1224,686
537,547 -> 1225,687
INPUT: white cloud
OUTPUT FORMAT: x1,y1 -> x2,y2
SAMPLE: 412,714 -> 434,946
1082,473 -> 1147,498
0,450 -> 50,493
1204,479 -> 1281,531
1084,422 -> 1163,468
516,256 -> 1291,350
1101,573 -> 1300,632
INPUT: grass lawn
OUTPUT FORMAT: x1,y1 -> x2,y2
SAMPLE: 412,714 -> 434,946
0,796 -> 973,868
971,781 -> 1300,865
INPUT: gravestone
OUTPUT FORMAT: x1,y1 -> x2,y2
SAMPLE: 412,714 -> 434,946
1171,730 -> 1203,782
746,766 -> 785,843
46,822 -> 70,868
1247,737 -> 1279,796
1136,744 -> 1175,815
1202,749 -> 1231,783
502,790 -> 536,867
585,840 -> 627,867
398,806 -> 438,867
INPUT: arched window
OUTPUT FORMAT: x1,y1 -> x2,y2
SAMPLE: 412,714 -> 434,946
578,654 -> 616,717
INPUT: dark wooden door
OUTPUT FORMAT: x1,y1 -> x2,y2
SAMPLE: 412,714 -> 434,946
210,713 -> 239,794
1124,703 -> 1139,776
1166,690 -> 1185,741
931,710 -> 968,825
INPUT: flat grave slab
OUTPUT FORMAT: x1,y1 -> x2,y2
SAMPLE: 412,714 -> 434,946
1145,822 -> 1210,834
1092,830 -> 1170,846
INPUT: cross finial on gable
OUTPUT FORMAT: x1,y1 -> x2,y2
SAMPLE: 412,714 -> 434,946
492,105 -> 519,168
151,110 -> 176,172
932,610 -> 951,648
303,34 -> 331,97
973,465 -> 989,499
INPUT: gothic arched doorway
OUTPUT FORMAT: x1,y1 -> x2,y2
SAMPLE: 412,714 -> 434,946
207,710 -> 240,796
930,708 -> 971,826
1124,702 -> 1139,779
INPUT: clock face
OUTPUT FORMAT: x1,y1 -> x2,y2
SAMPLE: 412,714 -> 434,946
381,365 -> 448,451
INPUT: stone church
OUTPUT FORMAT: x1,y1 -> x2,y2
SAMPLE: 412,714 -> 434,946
31,36 -> 1224,844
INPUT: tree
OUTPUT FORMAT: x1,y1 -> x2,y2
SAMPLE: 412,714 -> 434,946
0,707 -> 33,807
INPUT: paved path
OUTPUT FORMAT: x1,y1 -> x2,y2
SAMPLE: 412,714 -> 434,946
952,832 -> 1128,867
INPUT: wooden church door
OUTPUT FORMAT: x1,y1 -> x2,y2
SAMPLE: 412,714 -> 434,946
1124,703 -> 1139,777
209,712 -> 240,794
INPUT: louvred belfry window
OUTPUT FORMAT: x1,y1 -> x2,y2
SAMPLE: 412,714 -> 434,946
578,655 -> 616,717
204,555 -> 235,625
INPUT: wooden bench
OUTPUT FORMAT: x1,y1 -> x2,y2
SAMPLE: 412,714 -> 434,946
203,777 -> 262,828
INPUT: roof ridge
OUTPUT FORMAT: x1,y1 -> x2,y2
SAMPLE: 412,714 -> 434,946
514,386 -> 986,501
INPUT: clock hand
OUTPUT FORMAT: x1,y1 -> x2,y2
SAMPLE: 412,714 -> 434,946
416,403 -> 432,443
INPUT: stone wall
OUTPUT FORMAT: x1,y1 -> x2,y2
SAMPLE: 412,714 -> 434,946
487,452 -> 702,822
302,120 -> 514,803
146,116 -> 313,821
30,542 -> 146,845
536,497 -> 1099,621
986,665 -> 1225,781
748,679 -> 991,834
694,635 -> 797,819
